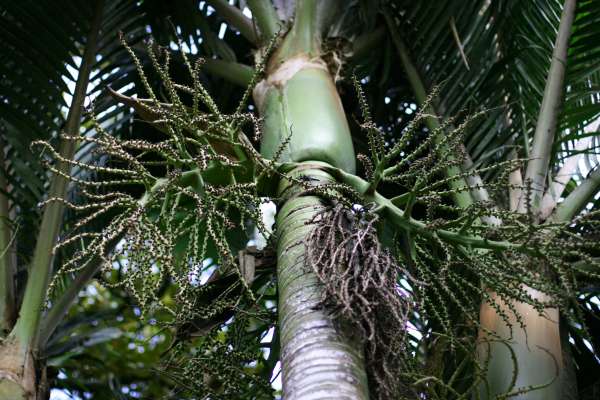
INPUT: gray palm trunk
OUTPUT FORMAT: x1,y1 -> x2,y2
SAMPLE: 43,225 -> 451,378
275,174 -> 369,399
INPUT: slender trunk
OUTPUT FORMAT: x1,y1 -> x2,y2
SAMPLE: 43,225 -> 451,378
477,288 -> 564,400
254,2 -> 369,397
519,0 -> 577,214
0,137 -> 16,335
0,2 -> 104,398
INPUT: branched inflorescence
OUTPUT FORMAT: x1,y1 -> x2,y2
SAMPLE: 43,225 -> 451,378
33,35 -> 282,397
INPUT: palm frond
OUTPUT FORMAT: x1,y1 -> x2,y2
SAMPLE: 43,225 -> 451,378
387,0 -> 600,187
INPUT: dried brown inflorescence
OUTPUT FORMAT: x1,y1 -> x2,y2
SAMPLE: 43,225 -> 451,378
305,203 -> 415,399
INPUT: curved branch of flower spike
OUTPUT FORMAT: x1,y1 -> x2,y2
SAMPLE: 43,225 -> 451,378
107,88 -> 255,162
39,166 -> 210,347
277,162 -> 521,253
384,11 -> 475,209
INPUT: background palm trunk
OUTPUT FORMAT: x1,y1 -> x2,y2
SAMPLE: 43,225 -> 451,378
477,289 -> 564,400
385,1 -> 579,397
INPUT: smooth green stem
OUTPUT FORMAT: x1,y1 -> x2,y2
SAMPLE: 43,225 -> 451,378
205,0 -> 258,44
247,0 -> 280,41
10,0 -> 104,349
257,4 -> 368,394
203,58 -> 254,87
550,168 -> 600,223
521,0 -> 576,214
258,59 -> 356,173
273,0 -> 320,63
288,0 -> 318,55
0,139 -> 15,335
384,12 -> 474,210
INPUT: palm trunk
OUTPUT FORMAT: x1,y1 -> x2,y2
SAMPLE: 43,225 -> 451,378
253,1 -> 369,397
0,137 -> 16,335
275,168 -> 369,399
477,289 -> 564,400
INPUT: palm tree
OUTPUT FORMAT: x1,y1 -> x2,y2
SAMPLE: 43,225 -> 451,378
0,1 -> 599,399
